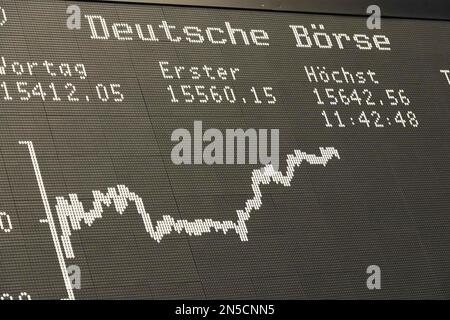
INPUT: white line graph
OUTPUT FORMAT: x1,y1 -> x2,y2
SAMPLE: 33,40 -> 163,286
19,141 -> 75,300
20,140 -> 339,300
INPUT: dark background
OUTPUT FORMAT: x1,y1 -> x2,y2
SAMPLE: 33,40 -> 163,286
102,0 -> 450,21
0,0 -> 449,299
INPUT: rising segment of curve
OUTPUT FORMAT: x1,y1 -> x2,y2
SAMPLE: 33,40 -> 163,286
55,147 -> 340,259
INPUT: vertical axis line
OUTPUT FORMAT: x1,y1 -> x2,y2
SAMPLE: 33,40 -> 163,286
19,141 -> 75,300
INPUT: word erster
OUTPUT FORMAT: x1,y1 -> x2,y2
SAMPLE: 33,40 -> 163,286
159,61 -> 240,81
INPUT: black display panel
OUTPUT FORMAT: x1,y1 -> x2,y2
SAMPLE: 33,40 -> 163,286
0,0 -> 449,300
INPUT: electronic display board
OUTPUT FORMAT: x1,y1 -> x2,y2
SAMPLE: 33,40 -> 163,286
0,0 -> 449,300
